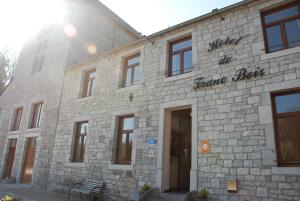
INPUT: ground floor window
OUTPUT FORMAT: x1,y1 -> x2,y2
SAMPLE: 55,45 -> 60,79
72,121 -> 88,162
115,115 -> 134,164
271,89 -> 300,166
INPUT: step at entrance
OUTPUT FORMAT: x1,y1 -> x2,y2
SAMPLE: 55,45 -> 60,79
150,192 -> 186,201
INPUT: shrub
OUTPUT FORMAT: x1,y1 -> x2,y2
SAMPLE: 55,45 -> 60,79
197,188 -> 209,199
140,184 -> 151,194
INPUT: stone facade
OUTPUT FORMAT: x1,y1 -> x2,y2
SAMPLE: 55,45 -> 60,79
1,0 -> 300,201
0,0 -> 138,189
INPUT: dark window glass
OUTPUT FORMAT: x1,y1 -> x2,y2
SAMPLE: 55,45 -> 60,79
262,2 -> 300,53
264,6 -> 298,24
272,89 -> 300,166
32,38 -> 48,73
11,108 -> 23,131
83,69 -> 96,97
122,54 -> 140,87
29,103 -> 43,129
285,19 -> 300,48
275,92 -> 300,113
266,25 -> 284,52
116,115 -> 134,164
168,36 -> 192,77
72,122 -> 88,162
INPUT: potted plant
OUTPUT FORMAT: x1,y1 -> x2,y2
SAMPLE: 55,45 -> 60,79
196,188 -> 209,201
139,183 -> 151,195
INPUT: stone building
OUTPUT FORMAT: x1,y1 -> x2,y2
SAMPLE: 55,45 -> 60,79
1,0 -> 300,200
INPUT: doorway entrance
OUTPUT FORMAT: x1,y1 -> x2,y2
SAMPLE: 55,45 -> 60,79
21,137 -> 37,184
169,109 -> 191,192
3,139 -> 17,178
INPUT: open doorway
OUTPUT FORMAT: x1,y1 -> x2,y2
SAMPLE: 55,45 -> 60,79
169,108 -> 191,192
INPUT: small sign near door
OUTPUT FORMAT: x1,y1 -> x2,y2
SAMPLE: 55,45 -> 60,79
199,140 -> 210,154
148,138 -> 157,157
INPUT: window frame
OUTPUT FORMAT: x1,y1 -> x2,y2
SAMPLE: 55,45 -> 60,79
32,37 -> 48,73
72,121 -> 88,163
261,1 -> 300,53
168,36 -> 192,77
28,102 -> 43,129
271,88 -> 300,167
122,53 -> 140,87
82,69 -> 96,97
115,114 -> 134,164
10,107 -> 23,131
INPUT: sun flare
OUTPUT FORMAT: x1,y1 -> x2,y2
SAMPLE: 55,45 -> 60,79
0,0 -> 66,50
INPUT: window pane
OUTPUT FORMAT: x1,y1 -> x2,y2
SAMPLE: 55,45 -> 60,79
172,54 -> 181,76
266,25 -> 284,52
172,39 -> 192,52
275,92 -> 300,113
117,133 -> 127,162
285,19 -> 300,48
125,67 -> 132,86
128,56 -> 139,66
73,135 -> 86,162
79,122 -> 88,134
123,117 -> 134,130
184,50 -> 192,73
133,66 -> 141,83
87,80 -> 94,96
89,71 -> 96,79
128,132 -> 133,161
277,117 -> 300,162
264,6 -> 299,24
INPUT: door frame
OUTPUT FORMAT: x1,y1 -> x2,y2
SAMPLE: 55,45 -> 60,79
156,99 -> 198,192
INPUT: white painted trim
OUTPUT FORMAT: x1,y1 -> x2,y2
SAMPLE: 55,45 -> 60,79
156,99 -> 198,192
261,46 -> 300,60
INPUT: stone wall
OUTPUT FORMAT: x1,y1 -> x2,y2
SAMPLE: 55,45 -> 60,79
49,0 -> 300,200
0,0 -> 138,190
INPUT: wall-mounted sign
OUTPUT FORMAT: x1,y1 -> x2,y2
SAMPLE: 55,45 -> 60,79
199,140 -> 210,154
208,35 -> 247,65
193,67 -> 265,90
148,138 -> 157,146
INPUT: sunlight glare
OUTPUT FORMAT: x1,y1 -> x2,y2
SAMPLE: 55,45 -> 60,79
0,0 -> 66,50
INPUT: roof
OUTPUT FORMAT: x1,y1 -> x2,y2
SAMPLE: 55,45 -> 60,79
83,0 -> 140,37
65,0 -> 258,70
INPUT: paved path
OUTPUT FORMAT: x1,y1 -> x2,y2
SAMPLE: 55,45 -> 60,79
0,184 -> 82,201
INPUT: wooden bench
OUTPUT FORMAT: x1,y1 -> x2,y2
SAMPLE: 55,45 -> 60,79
68,180 -> 104,201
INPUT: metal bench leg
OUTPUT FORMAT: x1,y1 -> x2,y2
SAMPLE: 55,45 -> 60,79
80,192 -> 83,199
67,189 -> 71,200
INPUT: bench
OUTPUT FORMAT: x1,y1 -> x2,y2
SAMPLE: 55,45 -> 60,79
68,180 -> 104,201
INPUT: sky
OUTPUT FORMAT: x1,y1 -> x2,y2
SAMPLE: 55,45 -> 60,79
0,0 -> 242,52
100,0 -> 242,35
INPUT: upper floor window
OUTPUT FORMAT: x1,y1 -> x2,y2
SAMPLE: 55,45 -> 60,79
10,107 -> 23,131
122,54 -> 140,87
72,121 -> 88,162
82,69 -> 96,97
28,102 -> 43,129
115,115 -> 134,164
262,1 -> 300,53
271,89 -> 300,166
168,36 -> 192,77
32,38 -> 48,73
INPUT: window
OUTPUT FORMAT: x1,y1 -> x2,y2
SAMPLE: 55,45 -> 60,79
122,54 -> 140,87
29,102 -> 43,129
10,107 -> 23,131
82,69 -> 96,97
271,89 -> 300,166
32,38 -> 48,73
115,115 -> 134,164
262,1 -> 300,53
72,121 -> 88,162
168,36 -> 192,77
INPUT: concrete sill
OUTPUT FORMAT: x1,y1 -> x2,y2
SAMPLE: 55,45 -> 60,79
272,167 -> 300,175
108,163 -> 133,170
261,46 -> 300,60
117,83 -> 141,92
164,71 -> 194,83
7,131 -> 19,135
66,162 -> 85,168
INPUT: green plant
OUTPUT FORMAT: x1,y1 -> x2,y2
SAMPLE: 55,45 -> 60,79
197,188 -> 209,199
140,184 -> 151,194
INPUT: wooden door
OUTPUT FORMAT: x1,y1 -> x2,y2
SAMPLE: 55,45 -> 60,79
21,138 -> 37,184
3,139 -> 17,178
